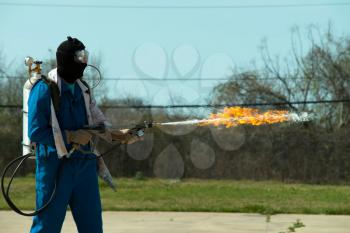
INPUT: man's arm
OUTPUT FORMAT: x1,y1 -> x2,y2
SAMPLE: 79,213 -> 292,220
90,94 -> 109,126
28,80 -> 56,147
89,92 -> 143,144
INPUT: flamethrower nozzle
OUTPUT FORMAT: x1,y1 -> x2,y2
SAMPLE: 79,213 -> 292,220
82,121 -> 154,138
132,121 -> 153,130
129,121 -> 153,137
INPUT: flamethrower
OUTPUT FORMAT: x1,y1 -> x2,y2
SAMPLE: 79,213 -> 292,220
84,121 -> 154,137
83,107 -> 310,143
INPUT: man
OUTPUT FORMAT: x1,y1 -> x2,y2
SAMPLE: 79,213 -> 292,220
28,36 -> 138,233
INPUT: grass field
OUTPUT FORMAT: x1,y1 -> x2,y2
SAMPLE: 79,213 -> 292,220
1,177 -> 350,215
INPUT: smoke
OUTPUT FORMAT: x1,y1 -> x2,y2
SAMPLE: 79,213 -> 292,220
287,112 -> 311,122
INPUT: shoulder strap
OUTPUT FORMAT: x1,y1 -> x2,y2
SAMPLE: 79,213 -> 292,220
40,76 -> 91,113
79,79 -> 92,104
41,75 -> 60,113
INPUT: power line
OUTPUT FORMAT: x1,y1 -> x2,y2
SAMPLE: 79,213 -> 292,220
100,99 -> 350,108
0,2 -> 349,9
0,76 -> 315,81
102,77 -> 306,81
1,99 -> 350,109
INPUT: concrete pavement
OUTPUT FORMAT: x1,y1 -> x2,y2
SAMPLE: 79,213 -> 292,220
1,211 -> 349,233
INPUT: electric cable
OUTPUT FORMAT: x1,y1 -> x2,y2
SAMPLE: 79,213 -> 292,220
0,75 -> 309,80
0,2 -> 349,9
91,99 -> 350,108
1,99 -> 350,109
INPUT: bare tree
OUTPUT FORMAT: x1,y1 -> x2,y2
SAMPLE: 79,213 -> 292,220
211,24 -> 350,130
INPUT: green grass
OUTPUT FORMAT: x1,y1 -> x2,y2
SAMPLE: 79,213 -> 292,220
1,177 -> 350,214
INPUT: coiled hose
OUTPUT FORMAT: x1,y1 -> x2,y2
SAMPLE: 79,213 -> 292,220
1,143 -> 121,216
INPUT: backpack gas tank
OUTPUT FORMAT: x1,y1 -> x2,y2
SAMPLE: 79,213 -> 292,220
23,57 -> 42,156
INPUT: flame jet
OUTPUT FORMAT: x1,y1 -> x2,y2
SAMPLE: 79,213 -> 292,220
156,107 -> 310,128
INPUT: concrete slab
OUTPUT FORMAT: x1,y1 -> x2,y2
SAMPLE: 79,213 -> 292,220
0,211 -> 349,233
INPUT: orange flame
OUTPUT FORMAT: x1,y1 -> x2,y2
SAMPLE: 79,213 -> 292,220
200,107 -> 289,128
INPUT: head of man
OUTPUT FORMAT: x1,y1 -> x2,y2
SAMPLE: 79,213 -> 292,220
56,36 -> 89,83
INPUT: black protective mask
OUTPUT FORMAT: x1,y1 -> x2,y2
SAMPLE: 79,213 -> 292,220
56,36 -> 87,83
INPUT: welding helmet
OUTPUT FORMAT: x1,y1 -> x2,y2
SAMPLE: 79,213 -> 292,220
56,36 -> 88,83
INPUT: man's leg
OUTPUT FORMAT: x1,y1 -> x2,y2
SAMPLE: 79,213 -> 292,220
30,157 -> 73,233
70,159 -> 103,233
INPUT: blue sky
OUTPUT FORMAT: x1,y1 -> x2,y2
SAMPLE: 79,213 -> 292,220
0,0 -> 349,104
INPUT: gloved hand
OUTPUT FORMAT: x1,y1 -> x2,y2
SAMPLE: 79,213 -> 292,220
65,129 -> 92,145
110,129 -> 143,144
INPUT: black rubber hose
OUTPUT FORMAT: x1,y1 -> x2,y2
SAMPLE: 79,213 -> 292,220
86,64 -> 101,89
1,142 -> 121,216
1,153 -> 57,216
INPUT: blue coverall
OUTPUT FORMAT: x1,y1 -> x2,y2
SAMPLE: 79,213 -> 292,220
28,79 -> 103,233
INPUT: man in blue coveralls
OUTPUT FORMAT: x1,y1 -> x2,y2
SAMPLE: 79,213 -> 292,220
28,37 -> 129,233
